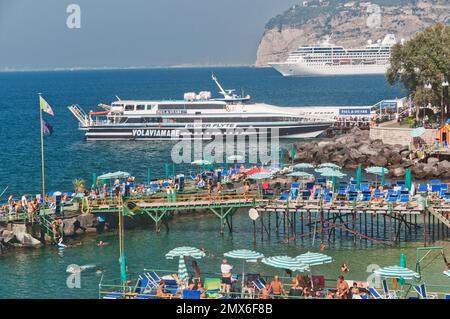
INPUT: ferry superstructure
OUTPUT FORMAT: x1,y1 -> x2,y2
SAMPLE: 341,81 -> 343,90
269,34 -> 396,77
68,78 -> 333,141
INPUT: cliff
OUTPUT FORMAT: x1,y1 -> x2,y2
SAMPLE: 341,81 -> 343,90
255,0 -> 450,66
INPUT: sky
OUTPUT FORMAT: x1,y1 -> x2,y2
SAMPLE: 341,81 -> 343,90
0,0 -> 298,70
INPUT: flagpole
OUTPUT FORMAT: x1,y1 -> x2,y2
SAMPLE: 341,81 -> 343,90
39,93 -> 46,202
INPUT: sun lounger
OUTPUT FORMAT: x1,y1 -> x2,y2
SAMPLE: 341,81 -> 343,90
103,291 -> 123,299
382,279 -> 398,299
414,283 -> 437,299
417,184 -> 428,193
367,287 -> 383,299
183,289 -> 201,299
204,278 -> 222,298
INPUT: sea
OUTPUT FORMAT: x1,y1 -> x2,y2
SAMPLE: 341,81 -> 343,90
0,67 -> 448,298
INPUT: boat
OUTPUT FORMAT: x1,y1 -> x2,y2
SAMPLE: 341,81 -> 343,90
268,34 -> 396,77
68,77 -> 333,141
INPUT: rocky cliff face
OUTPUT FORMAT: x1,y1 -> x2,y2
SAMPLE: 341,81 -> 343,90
255,0 -> 450,67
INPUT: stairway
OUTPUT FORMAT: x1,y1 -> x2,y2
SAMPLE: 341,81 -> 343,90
428,206 -> 450,229
67,104 -> 89,127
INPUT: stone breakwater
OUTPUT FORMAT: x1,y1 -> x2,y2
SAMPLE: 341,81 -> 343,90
291,127 -> 450,180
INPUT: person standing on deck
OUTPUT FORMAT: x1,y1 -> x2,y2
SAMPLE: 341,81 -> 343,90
21,194 -> 28,210
207,179 -> 212,201
220,259 -> 233,294
216,182 -> 223,202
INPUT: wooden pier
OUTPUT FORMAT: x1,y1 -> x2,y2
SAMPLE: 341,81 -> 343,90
1,193 -> 448,246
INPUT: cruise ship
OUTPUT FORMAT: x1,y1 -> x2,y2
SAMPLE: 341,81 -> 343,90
269,34 -> 397,77
68,77 -> 333,141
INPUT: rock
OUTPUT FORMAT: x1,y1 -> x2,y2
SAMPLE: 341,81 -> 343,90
1,230 -> 16,244
370,156 -> 388,167
357,144 -> 378,157
20,233 -> 42,247
392,167 -> 405,177
427,157 -> 439,165
63,217 -> 77,236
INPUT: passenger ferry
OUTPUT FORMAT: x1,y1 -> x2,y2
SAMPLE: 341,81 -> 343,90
68,77 -> 333,141
269,34 -> 397,77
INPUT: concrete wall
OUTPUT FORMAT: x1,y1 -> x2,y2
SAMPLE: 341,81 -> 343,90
370,127 -> 437,146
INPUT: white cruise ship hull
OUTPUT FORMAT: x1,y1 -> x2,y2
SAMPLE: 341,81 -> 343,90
269,62 -> 388,77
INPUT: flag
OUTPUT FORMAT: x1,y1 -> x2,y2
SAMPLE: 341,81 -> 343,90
40,96 -> 54,116
42,120 -> 53,135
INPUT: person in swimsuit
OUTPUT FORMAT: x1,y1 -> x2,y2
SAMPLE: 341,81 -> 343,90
216,182 -> 223,201
269,276 -> 285,299
336,275 -> 349,299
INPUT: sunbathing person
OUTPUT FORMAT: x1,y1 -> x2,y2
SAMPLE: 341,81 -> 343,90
156,280 -> 173,299
197,282 -> 206,299
259,283 -> 271,299
350,282 -> 360,298
336,275 -> 349,299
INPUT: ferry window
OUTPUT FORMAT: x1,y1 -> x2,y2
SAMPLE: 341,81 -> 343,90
125,105 -> 134,111
136,105 -> 145,111
146,105 -> 153,110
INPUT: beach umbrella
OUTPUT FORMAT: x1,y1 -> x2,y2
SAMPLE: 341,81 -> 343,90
166,246 -> 206,288
318,163 -> 341,169
356,165 -> 361,190
224,249 -> 264,298
410,127 -> 426,138
165,163 -> 170,179
293,163 -> 314,170
247,172 -> 273,180
443,270 -> 450,277
295,252 -> 333,266
165,246 -> 206,259
399,253 -> 407,285
98,171 -> 130,180
374,266 -> 420,280
287,172 -> 313,178
315,167 -> 342,174
191,159 -> 211,166
405,168 -> 412,191
291,144 -> 295,165
320,170 -> 346,178
365,166 -> 388,186
262,256 -> 309,272
177,256 -> 188,284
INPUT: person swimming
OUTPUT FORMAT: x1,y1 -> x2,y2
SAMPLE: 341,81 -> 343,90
97,240 -> 109,247
340,263 -> 349,272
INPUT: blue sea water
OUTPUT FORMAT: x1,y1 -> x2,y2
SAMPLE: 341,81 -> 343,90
2,67 -> 447,299
0,67 -> 405,195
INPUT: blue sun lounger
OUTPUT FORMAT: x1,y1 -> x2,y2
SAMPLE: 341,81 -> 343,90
367,287 -> 383,299
417,184 -> 428,193
382,279 -> 397,299
414,283 -> 437,299
183,289 -> 201,299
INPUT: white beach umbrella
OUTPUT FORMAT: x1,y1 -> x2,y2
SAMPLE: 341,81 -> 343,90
191,159 -> 211,166
261,256 -> 309,272
318,163 -> 341,169
224,249 -> 264,297
374,266 -> 420,280
293,163 -> 315,170
295,252 -> 333,266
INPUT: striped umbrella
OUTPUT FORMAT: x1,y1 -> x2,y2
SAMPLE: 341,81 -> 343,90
295,252 -> 333,266
374,266 -> 420,280
165,246 -> 205,259
318,163 -> 341,169
444,270 -> 450,278
166,247 -> 205,288
262,256 -> 309,272
178,256 -> 188,284
224,249 -> 264,297
287,172 -> 313,178
293,163 -> 314,170
247,172 -> 273,180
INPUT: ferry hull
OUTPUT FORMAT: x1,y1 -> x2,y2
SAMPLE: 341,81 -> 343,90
82,124 -> 330,141
269,62 -> 388,77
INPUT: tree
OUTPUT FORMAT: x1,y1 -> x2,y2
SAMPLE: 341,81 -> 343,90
386,23 -> 450,123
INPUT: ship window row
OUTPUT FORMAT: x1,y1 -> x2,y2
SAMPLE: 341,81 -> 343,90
157,104 -> 225,110
125,116 -> 305,124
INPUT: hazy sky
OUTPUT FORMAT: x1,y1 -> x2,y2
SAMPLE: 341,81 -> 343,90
0,0 -> 298,70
